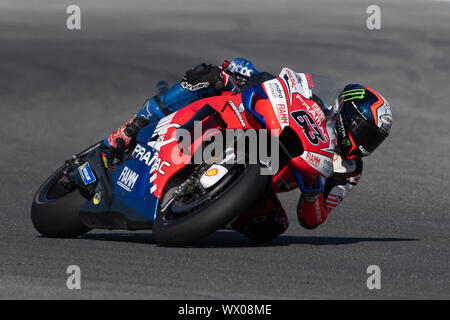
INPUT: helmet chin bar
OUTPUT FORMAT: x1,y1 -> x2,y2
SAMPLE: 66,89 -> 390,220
335,114 -> 354,159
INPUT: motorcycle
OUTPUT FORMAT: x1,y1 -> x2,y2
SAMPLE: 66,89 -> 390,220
31,68 -> 342,246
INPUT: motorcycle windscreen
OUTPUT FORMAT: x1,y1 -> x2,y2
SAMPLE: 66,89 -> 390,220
307,73 -> 345,120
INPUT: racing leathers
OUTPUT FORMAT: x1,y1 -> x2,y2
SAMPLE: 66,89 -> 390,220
104,62 -> 237,150
104,58 -> 363,241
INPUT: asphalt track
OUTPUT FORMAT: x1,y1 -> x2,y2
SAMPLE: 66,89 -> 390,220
0,0 -> 449,299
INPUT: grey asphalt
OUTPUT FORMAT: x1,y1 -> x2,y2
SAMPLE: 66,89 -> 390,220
0,0 -> 449,299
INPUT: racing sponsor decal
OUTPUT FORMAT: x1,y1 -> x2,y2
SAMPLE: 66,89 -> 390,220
117,166 -> 139,192
294,72 -> 313,99
266,80 -> 285,100
292,92 -> 334,154
205,168 -> 219,177
77,162 -> 96,185
276,104 -> 289,126
228,100 -> 246,127
301,151 -> 333,177
306,101 -> 325,127
151,113 -> 180,138
148,159 -> 171,195
92,192 -> 101,205
180,81 -> 209,91
306,152 -> 321,168
263,79 -> 289,128
133,144 -> 159,167
295,94 -> 326,127
150,156 -> 171,175
341,88 -> 365,101
200,164 -> 228,189
132,144 -> 171,176
336,114 -> 351,147
358,145 -> 370,156
279,68 -> 312,99
282,68 -> 298,91
148,113 -> 180,152
140,100 -> 153,120
305,73 -> 314,88
145,151 -> 171,195
101,152 -> 109,169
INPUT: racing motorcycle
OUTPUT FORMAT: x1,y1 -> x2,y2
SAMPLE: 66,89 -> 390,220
31,68 -> 342,246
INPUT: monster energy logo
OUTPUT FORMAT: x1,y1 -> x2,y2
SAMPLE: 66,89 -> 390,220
341,89 -> 365,101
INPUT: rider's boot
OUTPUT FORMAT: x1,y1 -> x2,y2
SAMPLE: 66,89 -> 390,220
231,191 -> 289,242
104,115 -> 149,152
297,193 -> 328,229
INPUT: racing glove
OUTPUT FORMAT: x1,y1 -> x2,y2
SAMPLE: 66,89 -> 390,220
136,62 -> 232,122
180,63 -> 226,91
298,155 -> 363,229
323,155 -> 363,213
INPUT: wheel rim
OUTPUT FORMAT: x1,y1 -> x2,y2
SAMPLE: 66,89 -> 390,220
161,165 -> 245,223
37,168 -> 75,203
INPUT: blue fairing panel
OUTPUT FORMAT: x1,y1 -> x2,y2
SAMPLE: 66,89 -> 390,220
136,120 -> 158,143
241,84 -> 268,128
111,141 -> 160,221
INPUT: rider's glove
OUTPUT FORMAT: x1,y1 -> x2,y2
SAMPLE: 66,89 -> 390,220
226,58 -> 259,89
180,63 -> 225,92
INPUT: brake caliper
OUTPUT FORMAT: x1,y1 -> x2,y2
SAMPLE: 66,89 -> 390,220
173,165 -> 208,204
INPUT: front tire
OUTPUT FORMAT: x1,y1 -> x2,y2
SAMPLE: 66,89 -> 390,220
31,166 -> 91,238
152,164 -> 271,246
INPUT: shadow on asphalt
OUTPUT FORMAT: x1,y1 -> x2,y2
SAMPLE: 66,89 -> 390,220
78,231 -> 418,248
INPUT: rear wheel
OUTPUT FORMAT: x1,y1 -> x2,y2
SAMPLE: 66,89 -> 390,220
31,166 -> 91,238
152,164 -> 271,246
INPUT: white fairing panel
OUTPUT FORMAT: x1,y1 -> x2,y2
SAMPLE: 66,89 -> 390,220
200,164 -> 228,189
279,67 -> 313,101
262,78 -> 290,129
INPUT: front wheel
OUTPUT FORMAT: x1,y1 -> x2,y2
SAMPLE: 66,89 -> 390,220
31,165 -> 91,238
152,164 -> 271,246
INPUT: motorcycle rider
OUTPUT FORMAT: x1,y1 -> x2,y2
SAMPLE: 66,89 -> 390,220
104,58 -> 393,242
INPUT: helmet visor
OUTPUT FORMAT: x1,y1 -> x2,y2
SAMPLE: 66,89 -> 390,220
347,110 -> 387,156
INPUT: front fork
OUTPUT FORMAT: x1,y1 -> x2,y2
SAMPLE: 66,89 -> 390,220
60,142 -> 114,201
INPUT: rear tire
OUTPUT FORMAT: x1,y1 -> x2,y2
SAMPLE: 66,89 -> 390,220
31,166 -> 91,238
152,164 -> 270,246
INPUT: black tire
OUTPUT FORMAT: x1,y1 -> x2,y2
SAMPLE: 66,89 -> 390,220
31,165 -> 91,238
152,164 -> 271,246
